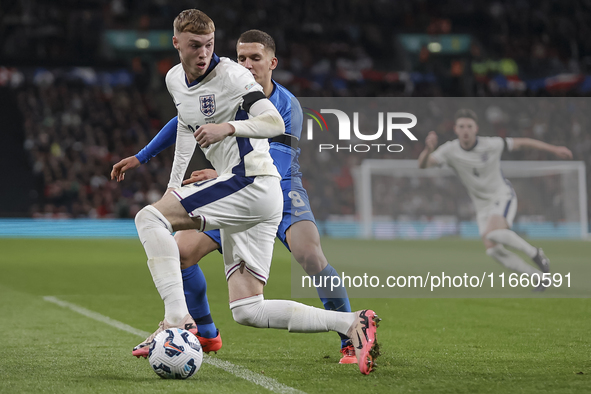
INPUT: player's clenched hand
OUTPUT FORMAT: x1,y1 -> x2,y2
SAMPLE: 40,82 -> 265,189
111,156 -> 141,182
183,169 -> 218,185
194,123 -> 235,148
425,131 -> 438,152
553,146 -> 573,159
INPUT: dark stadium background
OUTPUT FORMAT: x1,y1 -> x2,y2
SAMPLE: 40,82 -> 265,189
1,0 -> 589,229
1,4 -> 590,392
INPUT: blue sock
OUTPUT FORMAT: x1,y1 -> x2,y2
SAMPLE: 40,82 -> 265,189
311,264 -> 352,348
182,264 -> 217,339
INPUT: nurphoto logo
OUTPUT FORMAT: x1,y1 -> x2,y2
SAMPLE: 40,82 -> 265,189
303,107 -> 418,153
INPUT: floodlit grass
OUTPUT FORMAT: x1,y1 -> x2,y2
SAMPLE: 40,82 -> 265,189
0,238 -> 589,393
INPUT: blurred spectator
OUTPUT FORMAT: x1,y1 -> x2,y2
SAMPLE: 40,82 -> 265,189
2,0 -> 591,223
15,69 -> 172,218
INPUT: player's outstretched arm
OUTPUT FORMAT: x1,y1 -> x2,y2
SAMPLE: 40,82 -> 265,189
136,116 -> 178,163
111,117 -> 179,182
418,131 -> 439,168
511,138 -> 573,159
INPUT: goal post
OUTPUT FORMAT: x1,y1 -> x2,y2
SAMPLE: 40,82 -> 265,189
353,159 -> 588,239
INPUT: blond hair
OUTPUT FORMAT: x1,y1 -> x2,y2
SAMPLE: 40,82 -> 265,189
173,9 -> 215,35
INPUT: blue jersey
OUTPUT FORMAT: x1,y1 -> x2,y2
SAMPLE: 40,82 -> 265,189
267,80 -> 303,180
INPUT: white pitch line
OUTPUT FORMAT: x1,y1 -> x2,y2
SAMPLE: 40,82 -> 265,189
43,296 -> 150,337
43,296 -> 305,394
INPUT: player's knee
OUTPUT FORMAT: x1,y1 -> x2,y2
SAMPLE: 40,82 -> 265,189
486,244 -> 506,259
134,206 -> 148,229
135,205 -> 157,230
485,228 -> 505,242
135,205 -> 172,235
229,295 -> 265,328
482,237 -> 496,250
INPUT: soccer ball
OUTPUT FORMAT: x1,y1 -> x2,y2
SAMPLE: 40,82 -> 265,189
148,328 -> 203,379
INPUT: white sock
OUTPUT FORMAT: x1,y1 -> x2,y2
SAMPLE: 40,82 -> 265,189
486,245 -> 541,275
230,294 -> 355,335
135,205 -> 188,325
486,229 -> 538,258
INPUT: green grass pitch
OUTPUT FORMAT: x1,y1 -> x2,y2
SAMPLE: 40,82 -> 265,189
0,238 -> 589,393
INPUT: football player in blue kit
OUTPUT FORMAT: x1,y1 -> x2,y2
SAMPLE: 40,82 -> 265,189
112,10 -> 378,374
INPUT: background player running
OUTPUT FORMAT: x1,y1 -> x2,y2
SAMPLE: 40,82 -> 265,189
418,108 -> 573,290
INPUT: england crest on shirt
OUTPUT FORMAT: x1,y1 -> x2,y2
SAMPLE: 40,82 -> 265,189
200,94 -> 216,117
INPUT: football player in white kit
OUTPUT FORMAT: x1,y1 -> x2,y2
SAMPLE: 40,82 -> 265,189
418,109 -> 573,290
129,9 -> 380,374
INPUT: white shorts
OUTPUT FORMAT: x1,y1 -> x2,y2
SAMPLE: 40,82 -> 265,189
171,174 -> 282,283
476,191 -> 517,236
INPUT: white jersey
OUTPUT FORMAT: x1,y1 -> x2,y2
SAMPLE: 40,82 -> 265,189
165,56 -> 280,188
430,136 -> 514,210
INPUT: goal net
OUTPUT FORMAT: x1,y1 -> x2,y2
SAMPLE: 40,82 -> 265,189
353,159 -> 588,239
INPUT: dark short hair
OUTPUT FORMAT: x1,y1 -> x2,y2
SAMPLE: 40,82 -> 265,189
454,108 -> 478,123
237,29 -> 276,55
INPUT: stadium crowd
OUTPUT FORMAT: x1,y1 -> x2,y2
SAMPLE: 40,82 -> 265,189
2,0 -> 591,223
4,0 -> 591,94
16,76 -> 171,218
13,75 -> 589,223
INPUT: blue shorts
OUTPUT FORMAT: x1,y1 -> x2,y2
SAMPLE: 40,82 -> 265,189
204,176 -> 316,252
